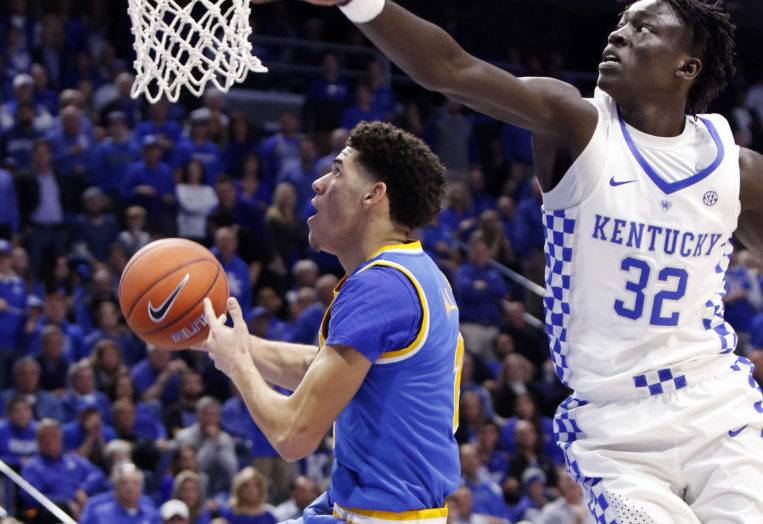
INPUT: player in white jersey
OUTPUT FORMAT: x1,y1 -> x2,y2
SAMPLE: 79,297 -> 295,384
270,0 -> 763,521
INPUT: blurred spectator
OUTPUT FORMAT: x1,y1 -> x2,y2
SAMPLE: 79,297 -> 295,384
476,210 -> 514,270
100,72 -> 141,128
158,446 -> 210,507
160,499 -> 190,524
3,0 -> 36,56
173,108 -> 223,186
439,182 -> 477,240
315,127 -> 349,177
220,466 -> 276,524
71,187 -> 119,263
277,137 -> 319,209
474,420 -> 508,487
513,467 -> 550,522
237,153 -> 271,209
724,249 -> 760,340
513,177 -> 544,271
0,357 -> 63,420
1,73 -> 53,133
135,97 -> 182,165
260,113 -> 304,185
0,239 -> 25,385
202,88 -> 229,145
10,245 -> 42,297
35,324 -> 71,393
46,105 -> 92,211
430,100 -> 478,182
92,111 -> 140,201
492,353 -> 542,419
21,418 -> 108,521
213,227 -> 253,317
121,136 -> 176,234
246,306 -> 288,341
459,352 -> 495,419
304,54 -> 351,135
88,338 -> 128,393
459,443 -> 510,520
172,470 -> 212,524
504,420 -> 557,505
60,360 -> 112,423
164,370 -> 204,438
79,462 -> 160,524
288,273 -> 337,345
174,396 -> 238,496
27,292 -> 86,361
15,139 -> 67,278
117,205 -> 151,258
456,236 -> 509,358
30,64 -> 58,115
33,14 -> 66,90
272,476 -> 318,521
364,60 -> 396,120
176,159 -> 219,242
537,468 -> 595,524
131,347 -> 185,406
266,182 -> 309,273
501,301 -> 548,374
62,393 -> 116,468
341,83 -> 385,131
0,396 -> 38,467
223,113 -> 259,177
85,300 -> 145,366
500,393 -> 562,465
1,100 -> 41,170
455,390 -> 485,445
113,398 -> 167,475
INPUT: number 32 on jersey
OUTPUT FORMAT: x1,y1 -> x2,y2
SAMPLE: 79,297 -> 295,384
614,256 -> 688,326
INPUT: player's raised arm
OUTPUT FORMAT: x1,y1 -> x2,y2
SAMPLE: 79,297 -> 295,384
738,147 -> 763,262
310,0 -> 597,147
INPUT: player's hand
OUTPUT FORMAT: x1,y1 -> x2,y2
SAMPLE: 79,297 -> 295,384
204,297 -> 255,380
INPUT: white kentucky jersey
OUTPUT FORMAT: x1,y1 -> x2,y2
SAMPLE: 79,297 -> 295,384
541,89 -> 740,402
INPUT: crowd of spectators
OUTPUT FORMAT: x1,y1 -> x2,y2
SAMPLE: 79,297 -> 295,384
0,1 -> 762,523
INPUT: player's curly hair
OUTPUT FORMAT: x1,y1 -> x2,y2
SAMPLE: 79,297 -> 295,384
658,0 -> 735,114
348,121 -> 446,232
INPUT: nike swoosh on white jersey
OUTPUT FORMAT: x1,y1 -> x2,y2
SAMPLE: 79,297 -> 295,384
148,273 -> 190,323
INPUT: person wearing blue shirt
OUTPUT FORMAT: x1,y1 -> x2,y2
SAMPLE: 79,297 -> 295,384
277,137 -> 321,210
220,467 -> 277,524
121,136 -> 176,222
340,84 -> 386,131
287,274 -> 337,345
172,109 -> 223,186
304,54 -> 352,134
0,396 -> 38,467
60,361 -> 114,424
455,236 -> 509,357
0,357 -> 63,420
0,101 -> 40,171
62,394 -> 117,467
364,60 -> 397,119
26,292 -> 87,361
80,462 -> 161,524
212,227 -> 252,318
131,347 -> 184,407
134,98 -> 182,165
92,112 -> 140,198
0,240 -> 25,387
459,443 -> 511,520
751,312 -> 763,351
259,113 -> 304,185
202,122 -> 461,520
45,105 -> 92,214
21,418 -> 109,518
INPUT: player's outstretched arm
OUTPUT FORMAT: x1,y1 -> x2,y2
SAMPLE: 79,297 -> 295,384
314,0 -> 596,147
205,297 -> 370,461
738,148 -> 763,262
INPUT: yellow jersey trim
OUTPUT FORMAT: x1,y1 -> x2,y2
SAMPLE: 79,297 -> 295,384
333,503 -> 447,523
367,240 -> 423,260
356,260 -> 430,364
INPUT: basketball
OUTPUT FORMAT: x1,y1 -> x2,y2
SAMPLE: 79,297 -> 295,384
118,238 -> 229,350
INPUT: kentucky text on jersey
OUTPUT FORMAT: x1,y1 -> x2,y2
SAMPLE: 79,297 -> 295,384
591,214 -> 723,257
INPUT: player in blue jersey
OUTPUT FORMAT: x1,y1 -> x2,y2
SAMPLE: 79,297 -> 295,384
201,121 -> 463,523
251,0 -> 763,521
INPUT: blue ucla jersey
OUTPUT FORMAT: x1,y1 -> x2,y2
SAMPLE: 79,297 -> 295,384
320,241 -> 462,520
541,89 -> 740,402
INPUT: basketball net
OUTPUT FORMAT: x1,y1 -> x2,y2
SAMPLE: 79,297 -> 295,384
128,0 -> 268,103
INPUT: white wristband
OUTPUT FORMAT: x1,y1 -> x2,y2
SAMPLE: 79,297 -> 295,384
339,0 -> 385,24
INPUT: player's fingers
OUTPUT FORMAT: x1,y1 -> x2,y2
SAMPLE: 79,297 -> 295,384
203,298 -> 218,327
227,297 -> 246,334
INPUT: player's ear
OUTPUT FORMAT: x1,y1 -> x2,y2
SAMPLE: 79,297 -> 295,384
677,57 -> 702,81
364,181 -> 387,205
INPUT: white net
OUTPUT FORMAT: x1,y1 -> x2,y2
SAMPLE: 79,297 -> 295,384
128,0 -> 268,103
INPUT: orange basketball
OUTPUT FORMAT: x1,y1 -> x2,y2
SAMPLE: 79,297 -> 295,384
118,238 -> 229,350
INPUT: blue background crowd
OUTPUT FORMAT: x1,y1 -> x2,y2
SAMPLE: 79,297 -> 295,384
1,1 -> 763,523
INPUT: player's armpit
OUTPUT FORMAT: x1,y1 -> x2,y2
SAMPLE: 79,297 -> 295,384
737,147 -> 763,262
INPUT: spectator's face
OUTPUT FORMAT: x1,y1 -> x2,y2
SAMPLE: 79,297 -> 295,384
215,181 -> 237,207
44,296 -> 67,323
0,253 -> 11,273
62,110 -> 80,135
142,144 -> 162,165
280,113 -> 298,135
292,477 -> 318,509
177,448 -> 198,472
214,229 -> 237,259
33,143 -> 51,170
115,471 -> 143,508
114,405 -> 136,433
73,367 -> 96,394
458,445 -> 480,478
299,140 -> 316,164
15,363 -> 39,393
477,423 -> 499,450
185,161 -> 204,185
99,344 -> 121,370
238,478 -> 262,505
38,426 -> 63,457
181,374 -> 203,398
516,394 -> 535,419
11,247 -> 28,273
149,349 -> 171,369
98,303 -> 120,329
197,403 -> 220,427
9,401 -> 33,428
493,333 -> 514,359
178,478 -> 201,507
115,375 -> 135,400
41,332 -> 63,358
468,241 -> 489,266
514,421 -> 538,449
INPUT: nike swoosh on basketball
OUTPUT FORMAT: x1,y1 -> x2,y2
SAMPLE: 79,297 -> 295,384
609,177 -> 637,187
728,424 -> 748,438
148,273 -> 190,323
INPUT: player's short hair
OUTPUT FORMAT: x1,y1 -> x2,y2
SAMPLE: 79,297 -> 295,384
348,121 -> 446,232
651,0 -> 735,114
